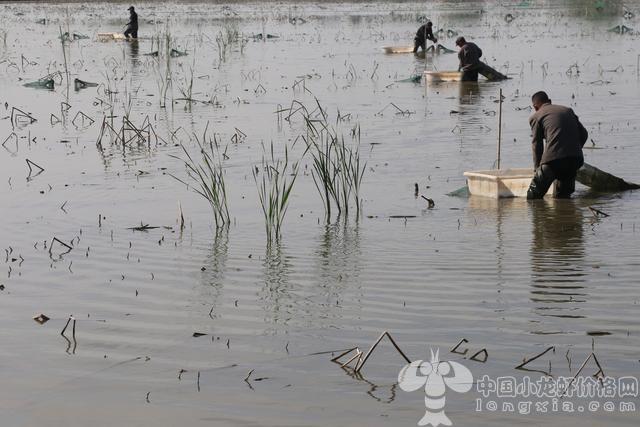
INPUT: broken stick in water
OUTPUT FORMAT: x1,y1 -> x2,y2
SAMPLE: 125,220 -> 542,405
354,331 -> 411,373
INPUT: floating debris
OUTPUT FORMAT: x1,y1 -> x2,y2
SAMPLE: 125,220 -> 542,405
559,352 -> 605,397
332,331 -> 411,374
449,338 -> 488,362
74,78 -> 98,91
421,195 -> 435,209
516,346 -> 555,375
126,223 -> 162,231
58,32 -> 88,42
451,338 -> 470,356
170,48 -> 188,57
607,25 -> 634,34
251,33 -> 279,40
396,75 -> 421,83
33,314 -> 50,324
23,78 -> 54,90
470,348 -> 488,363
588,206 -> 610,218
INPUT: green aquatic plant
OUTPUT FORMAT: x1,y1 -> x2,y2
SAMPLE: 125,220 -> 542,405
170,123 -> 229,229
301,100 -> 367,221
253,141 -> 299,242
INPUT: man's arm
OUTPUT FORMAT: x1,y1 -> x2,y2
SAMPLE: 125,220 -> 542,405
574,112 -> 588,147
427,29 -> 437,43
530,116 -> 544,168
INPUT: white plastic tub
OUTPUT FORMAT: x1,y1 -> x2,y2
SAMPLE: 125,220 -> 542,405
381,46 -> 414,54
464,168 -> 553,198
97,32 -> 127,41
423,70 -> 462,83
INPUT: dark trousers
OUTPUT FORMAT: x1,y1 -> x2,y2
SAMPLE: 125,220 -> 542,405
461,69 -> 479,81
124,26 -> 138,39
413,39 -> 425,53
527,158 -> 582,199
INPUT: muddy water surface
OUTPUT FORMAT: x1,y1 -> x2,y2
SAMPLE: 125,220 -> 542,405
1,1 -> 639,426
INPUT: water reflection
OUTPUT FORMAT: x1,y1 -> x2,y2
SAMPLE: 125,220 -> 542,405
259,242 -> 294,325
455,81 -> 488,143
198,228 -> 229,316
458,81 -> 481,106
314,219 -> 363,313
127,39 -> 140,67
529,199 -> 587,321
338,366 -> 398,403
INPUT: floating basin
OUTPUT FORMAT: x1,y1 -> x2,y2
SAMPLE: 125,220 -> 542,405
381,46 -> 414,54
97,32 -> 127,41
423,70 -> 462,83
464,168 -> 553,198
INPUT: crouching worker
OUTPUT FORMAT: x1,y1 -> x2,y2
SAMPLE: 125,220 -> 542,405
455,37 -> 482,81
413,21 -> 438,53
527,91 -> 588,199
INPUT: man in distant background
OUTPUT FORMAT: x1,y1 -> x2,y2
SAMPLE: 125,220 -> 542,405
124,6 -> 138,39
413,21 -> 438,54
527,91 -> 589,199
455,37 -> 482,81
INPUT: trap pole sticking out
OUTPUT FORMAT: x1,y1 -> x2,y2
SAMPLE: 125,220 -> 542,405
497,88 -> 503,170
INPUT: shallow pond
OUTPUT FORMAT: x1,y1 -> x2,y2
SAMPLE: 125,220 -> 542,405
1,1 -> 639,426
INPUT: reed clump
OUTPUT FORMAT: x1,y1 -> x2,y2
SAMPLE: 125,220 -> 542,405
296,100 -> 366,221
253,141 -> 299,242
170,123 -> 230,229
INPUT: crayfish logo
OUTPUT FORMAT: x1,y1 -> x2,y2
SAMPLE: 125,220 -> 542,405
398,349 -> 473,426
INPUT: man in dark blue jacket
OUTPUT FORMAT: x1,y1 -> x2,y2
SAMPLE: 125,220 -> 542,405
413,21 -> 438,53
124,6 -> 138,39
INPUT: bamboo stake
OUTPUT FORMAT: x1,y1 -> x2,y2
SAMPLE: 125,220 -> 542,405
497,88 -> 503,170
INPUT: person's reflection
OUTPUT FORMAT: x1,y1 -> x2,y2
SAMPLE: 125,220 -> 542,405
458,81 -> 481,106
455,81 -> 485,150
128,39 -> 140,68
529,199 -> 587,322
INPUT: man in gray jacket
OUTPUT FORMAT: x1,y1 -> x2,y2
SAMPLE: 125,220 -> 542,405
527,91 -> 588,199
455,37 -> 482,81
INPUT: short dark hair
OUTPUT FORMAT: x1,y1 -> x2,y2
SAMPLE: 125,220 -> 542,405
455,36 -> 466,46
531,91 -> 550,104
426,21 -> 432,26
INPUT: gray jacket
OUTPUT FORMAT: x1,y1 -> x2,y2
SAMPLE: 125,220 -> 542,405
529,103 -> 588,168
458,42 -> 482,71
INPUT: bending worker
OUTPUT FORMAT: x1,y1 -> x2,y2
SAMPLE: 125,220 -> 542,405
455,37 -> 482,81
526,91 -> 588,199
413,21 -> 438,53
124,6 -> 138,39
